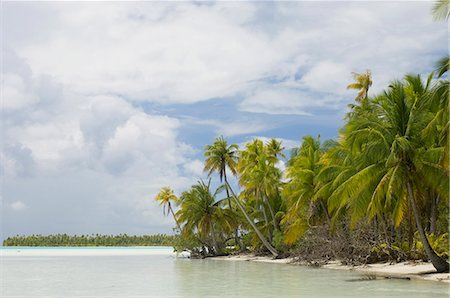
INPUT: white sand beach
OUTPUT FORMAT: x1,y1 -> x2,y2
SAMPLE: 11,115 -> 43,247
211,254 -> 450,283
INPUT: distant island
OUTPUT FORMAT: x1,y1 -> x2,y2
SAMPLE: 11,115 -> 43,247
3,234 -> 177,247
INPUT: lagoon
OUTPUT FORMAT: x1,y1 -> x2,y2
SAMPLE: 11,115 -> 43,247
1,247 -> 448,297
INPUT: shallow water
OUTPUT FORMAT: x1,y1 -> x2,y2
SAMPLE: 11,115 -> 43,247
1,247 -> 449,297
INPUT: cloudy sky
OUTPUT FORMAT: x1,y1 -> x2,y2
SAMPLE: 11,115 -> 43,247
1,1 -> 447,240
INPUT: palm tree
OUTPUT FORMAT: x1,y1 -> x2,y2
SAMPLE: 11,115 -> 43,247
347,70 -> 373,102
432,0 -> 450,20
154,187 -> 181,231
204,136 -> 244,250
177,180 -> 235,255
329,75 -> 449,272
238,140 -> 283,235
282,136 -> 330,244
434,56 -> 449,78
266,138 -> 286,162
225,179 -> 279,257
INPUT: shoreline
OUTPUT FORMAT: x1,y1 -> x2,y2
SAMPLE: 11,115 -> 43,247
210,254 -> 450,283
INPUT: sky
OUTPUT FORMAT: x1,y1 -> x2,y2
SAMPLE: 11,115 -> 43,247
1,1 -> 447,241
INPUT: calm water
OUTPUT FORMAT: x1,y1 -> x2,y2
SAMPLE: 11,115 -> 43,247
1,247 -> 449,297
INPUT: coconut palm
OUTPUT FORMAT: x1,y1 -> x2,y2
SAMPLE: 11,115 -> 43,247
239,139 -> 282,233
434,56 -> 449,78
282,136 -> 331,244
244,153 -> 282,233
177,180 -> 235,255
329,75 -> 449,272
204,136 -> 244,250
347,70 -> 373,102
154,187 -> 181,231
225,179 -> 279,257
266,138 -> 286,162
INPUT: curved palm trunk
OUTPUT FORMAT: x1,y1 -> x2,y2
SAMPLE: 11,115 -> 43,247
169,204 -> 181,232
407,183 -> 449,273
224,174 -> 245,252
260,198 -> 272,242
225,180 -> 279,257
430,195 -> 439,235
263,192 -> 279,231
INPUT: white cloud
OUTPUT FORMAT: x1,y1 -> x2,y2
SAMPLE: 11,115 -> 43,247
299,61 -> 352,95
13,2 -> 279,105
9,201 -> 27,211
1,49 -> 200,236
4,2 -> 446,115
3,73 -> 38,110
185,118 -> 271,137
183,159 -> 205,177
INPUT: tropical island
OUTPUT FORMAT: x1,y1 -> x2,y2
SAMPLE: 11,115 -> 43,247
2,234 -> 177,247
154,55 -> 450,274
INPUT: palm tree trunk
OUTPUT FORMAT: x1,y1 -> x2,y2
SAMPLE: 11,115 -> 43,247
430,195 -> 438,235
224,174 -> 245,252
169,205 -> 181,232
260,200 -> 272,242
407,201 -> 413,251
319,199 -> 331,226
209,220 -> 219,255
225,180 -> 279,257
407,182 -> 449,273
263,192 -> 279,231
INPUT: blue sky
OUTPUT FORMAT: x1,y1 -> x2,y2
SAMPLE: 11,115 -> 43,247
1,1 -> 447,240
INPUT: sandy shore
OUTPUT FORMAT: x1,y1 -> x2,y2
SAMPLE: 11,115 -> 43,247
211,254 -> 450,283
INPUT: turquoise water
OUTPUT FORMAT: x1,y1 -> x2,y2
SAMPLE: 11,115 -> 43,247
1,247 -> 449,297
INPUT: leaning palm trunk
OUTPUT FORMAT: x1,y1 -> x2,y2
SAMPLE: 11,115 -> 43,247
225,180 -> 279,257
224,175 -> 245,251
260,199 -> 272,242
407,183 -> 449,273
169,205 -> 181,232
263,192 -> 279,231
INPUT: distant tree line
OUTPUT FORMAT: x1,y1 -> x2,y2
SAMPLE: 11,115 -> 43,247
3,234 -> 177,247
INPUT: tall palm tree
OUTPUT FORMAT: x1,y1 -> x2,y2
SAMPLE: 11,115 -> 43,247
177,180 -> 235,255
282,136 -> 330,244
238,139 -> 282,234
266,138 -> 286,162
347,70 -> 373,102
154,187 -> 181,231
330,75 -> 449,272
204,136 -> 244,250
203,138 -> 279,256
225,179 -> 279,257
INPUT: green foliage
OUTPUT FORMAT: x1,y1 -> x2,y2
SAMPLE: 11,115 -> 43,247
3,234 -> 177,247
415,233 -> 449,258
156,56 -> 449,267
272,229 -> 286,252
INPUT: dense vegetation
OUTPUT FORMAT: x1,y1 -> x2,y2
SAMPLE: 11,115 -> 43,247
3,234 -> 177,247
155,55 -> 449,272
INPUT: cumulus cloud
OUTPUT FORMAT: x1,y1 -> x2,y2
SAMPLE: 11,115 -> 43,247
2,46 -> 199,236
183,159 -> 205,177
8,201 -> 27,211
